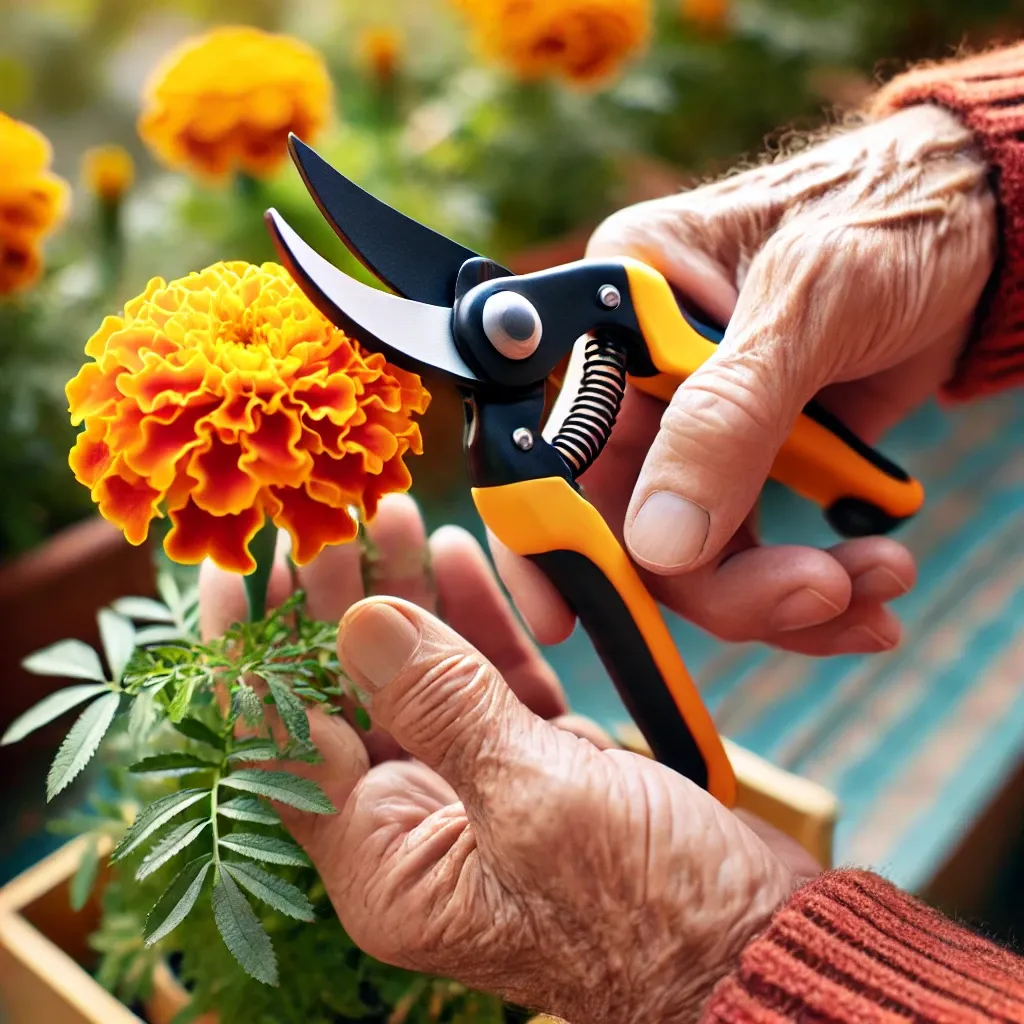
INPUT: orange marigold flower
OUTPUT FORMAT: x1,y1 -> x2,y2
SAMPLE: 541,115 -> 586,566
81,145 -> 135,202
0,112 -> 69,295
358,26 -> 403,85
456,0 -> 651,87
66,261 -> 430,575
138,26 -> 333,181
680,0 -> 729,33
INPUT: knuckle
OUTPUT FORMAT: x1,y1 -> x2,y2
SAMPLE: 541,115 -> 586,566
388,649 -> 498,765
660,354 -> 785,460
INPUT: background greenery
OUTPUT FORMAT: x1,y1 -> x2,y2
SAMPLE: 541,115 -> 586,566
2,0 -> 1023,562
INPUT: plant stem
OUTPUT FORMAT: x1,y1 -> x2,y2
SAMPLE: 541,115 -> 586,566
243,518 -> 278,623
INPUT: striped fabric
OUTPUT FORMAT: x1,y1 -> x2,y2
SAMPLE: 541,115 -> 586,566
702,871 -> 1024,1023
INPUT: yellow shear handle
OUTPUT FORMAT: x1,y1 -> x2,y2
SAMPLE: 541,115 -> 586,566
474,476 -> 737,807
620,258 -> 925,522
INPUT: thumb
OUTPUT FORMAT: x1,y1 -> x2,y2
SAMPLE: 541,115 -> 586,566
624,222 -> 832,574
336,596 -> 539,805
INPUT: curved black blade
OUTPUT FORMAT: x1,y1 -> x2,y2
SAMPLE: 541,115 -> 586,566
266,208 -> 482,388
288,135 -> 512,305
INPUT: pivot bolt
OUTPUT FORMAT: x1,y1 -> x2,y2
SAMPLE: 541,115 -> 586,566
512,427 -> 534,451
481,291 -> 543,360
597,284 -> 621,309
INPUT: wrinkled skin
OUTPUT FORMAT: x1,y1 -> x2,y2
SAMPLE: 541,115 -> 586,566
492,104 -> 997,658
200,495 -> 820,1023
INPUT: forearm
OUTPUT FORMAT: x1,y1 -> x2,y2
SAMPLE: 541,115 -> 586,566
701,870 -> 1024,1023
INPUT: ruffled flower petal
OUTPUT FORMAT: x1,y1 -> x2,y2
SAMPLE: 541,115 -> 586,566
165,501 -> 265,574
68,259 -> 430,576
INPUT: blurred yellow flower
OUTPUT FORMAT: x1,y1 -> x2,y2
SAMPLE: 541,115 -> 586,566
457,0 -> 651,87
680,0 -> 729,32
138,26 -> 333,181
0,112 -> 69,295
359,26 -> 403,85
66,261 -> 430,574
81,145 -> 135,202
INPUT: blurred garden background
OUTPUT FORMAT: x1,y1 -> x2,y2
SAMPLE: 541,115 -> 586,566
4,0 -> 1024,947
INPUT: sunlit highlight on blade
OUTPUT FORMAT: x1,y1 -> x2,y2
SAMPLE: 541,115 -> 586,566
265,208 -> 481,387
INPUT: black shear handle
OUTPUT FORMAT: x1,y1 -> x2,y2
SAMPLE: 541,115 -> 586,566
471,475 -> 737,807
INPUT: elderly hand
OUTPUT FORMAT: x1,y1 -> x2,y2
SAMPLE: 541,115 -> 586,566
494,104 -> 996,657
200,494 -> 819,1023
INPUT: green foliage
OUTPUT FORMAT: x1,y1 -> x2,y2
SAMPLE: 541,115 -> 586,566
11,564 -> 513,1022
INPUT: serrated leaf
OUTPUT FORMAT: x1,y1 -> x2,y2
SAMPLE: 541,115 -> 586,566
172,718 -> 225,749
128,691 -> 158,745
98,609 -> 136,682
46,692 -> 121,801
222,862 -> 314,921
212,866 -> 278,986
112,597 -> 176,623
265,678 -> 309,744
167,678 -> 198,723
70,837 -> 101,912
136,626 -> 186,646
144,855 -> 213,946
136,819 -> 210,881
226,741 -> 278,763
217,797 -> 280,826
23,640 -> 106,682
219,769 -> 335,814
129,753 -> 219,774
231,683 -> 263,727
113,788 -> 210,861
1,684 -> 110,745
217,834 -> 310,867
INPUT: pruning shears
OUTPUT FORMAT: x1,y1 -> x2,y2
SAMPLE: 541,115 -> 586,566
266,136 -> 924,808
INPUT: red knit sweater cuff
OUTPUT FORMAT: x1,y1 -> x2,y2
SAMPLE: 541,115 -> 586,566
867,44 -> 1024,402
700,870 -> 1024,1024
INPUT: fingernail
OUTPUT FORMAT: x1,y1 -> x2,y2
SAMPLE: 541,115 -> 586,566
339,602 -> 421,692
837,624 -> 898,653
770,588 -> 843,632
853,566 -> 910,602
627,491 -> 710,572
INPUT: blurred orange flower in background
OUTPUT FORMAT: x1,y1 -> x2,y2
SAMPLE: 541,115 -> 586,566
66,261 -> 430,574
138,26 -> 333,181
680,0 -> 730,33
0,112 -> 69,295
81,145 -> 135,202
359,26 -> 403,85
456,0 -> 651,87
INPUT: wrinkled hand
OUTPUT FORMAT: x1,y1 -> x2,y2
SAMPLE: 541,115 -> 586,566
200,495 -> 819,1023
495,104 -> 997,657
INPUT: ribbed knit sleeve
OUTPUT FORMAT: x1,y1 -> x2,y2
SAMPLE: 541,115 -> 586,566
701,870 -> 1024,1023
868,43 -> 1024,401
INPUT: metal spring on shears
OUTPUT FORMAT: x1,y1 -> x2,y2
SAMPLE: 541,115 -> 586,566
552,333 -> 628,478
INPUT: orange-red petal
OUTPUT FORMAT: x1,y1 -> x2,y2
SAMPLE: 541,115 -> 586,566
267,484 -> 357,564
93,468 -> 161,545
165,500 -> 264,573
68,422 -> 113,489
189,431 -> 261,515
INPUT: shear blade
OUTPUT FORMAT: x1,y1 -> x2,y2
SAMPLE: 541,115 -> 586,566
288,135 -> 510,306
266,208 -> 482,387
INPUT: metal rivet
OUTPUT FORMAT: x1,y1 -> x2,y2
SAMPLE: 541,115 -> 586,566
512,427 -> 534,451
597,284 -> 621,310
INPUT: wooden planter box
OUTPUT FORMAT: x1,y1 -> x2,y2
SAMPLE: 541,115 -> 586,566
0,836 -> 210,1024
